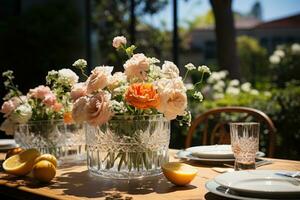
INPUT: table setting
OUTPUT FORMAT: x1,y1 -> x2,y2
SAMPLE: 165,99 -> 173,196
0,35 -> 300,200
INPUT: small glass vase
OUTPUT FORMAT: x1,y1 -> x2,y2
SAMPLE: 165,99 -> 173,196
85,114 -> 170,179
14,120 -> 86,165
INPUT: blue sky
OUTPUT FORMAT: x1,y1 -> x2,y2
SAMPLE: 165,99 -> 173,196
143,0 -> 300,30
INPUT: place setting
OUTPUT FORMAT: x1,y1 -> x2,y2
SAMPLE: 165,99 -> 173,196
205,122 -> 300,200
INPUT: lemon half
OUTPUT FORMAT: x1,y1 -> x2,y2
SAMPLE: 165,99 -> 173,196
162,162 -> 198,186
3,149 -> 40,176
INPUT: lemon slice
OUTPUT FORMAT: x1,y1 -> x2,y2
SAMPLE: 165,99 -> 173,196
3,148 -> 40,176
34,154 -> 57,168
162,162 -> 198,186
33,160 -> 56,183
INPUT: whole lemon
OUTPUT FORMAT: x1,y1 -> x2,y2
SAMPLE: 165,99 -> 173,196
34,154 -> 57,168
32,160 -> 56,183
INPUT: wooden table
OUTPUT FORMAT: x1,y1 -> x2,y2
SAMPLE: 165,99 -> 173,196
1,150 -> 300,200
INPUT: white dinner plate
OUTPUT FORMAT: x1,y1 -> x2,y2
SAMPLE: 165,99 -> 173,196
176,148 -> 265,162
0,139 -> 17,150
186,145 -> 234,159
205,180 -> 300,200
214,170 -> 300,196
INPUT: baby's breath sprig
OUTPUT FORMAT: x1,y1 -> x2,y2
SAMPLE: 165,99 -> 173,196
72,59 -> 88,79
2,70 -> 22,101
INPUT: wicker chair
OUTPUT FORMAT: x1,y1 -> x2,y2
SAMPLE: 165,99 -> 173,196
185,107 -> 276,157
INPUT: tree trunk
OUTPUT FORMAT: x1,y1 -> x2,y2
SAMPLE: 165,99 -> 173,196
210,0 -> 240,79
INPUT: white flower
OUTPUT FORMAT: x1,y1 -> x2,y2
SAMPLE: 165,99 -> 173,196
264,91 -> 272,97
274,49 -> 285,58
72,59 -> 87,68
161,61 -> 180,79
111,100 -> 127,113
185,83 -> 194,90
193,91 -> 203,101
226,87 -> 240,95
291,43 -> 300,55
250,89 -> 259,95
269,54 -> 281,64
10,103 -> 32,124
229,79 -> 240,87
212,93 -> 224,100
0,118 -> 16,135
124,53 -> 149,81
108,72 -> 127,91
241,82 -> 251,92
156,78 -> 187,120
198,65 -> 211,75
218,70 -> 228,79
149,65 -> 162,80
112,85 -> 128,96
58,68 -> 79,85
147,57 -> 160,65
184,63 -> 196,71
213,80 -> 225,92
207,71 -> 226,83
112,36 -> 127,49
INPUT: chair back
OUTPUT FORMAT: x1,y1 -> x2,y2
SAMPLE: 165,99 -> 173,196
185,107 -> 276,157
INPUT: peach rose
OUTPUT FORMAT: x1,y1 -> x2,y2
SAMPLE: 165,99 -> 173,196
86,66 -> 113,94
112,36 -> 127,49
125,83 -> 160,110
124,53 -> 149,81
29,85 -> 51,99
156,78 -> 187,120
72,96 -> 88,123
158,91 -> 187,120
71,82 -> 87,101
85,92 -> 113,126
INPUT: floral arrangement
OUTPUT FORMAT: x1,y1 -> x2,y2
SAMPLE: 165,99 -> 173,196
70,36 -> 211,126
0,68 -> 79,135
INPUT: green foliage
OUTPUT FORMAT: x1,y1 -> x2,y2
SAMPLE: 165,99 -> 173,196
237,36 -> 268,83
92,0 -> 169,70
269,44 -> 300,87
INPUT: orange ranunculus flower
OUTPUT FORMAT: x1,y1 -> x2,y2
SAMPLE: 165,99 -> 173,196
63,112 -> 74,124
125,83 -> 160,109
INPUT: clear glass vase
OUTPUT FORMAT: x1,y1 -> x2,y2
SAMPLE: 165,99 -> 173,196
85,114 -> 170,179
14,120 -> 86,165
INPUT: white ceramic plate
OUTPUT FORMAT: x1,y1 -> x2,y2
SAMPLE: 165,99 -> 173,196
214,170 -> 300,195
176,148 -> 265,162
205,180 -> 300,200
205,180 -> 274,200
186,145 -> 234,159
0,139 -> 17,150
176,150 -> 235,162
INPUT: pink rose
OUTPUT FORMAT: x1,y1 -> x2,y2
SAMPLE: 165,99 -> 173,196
72,96 -> 88,123
85,91 -> 113,126
29,85 -> 51,99
71,82 -> 87,101
0,96 -> 26,117
42,93 -> 56,107
1,100 -> 15,117
86,66 -> 113,94
112,36 -> 127,49
52,102 -> 63,112
124,53 -> 149,81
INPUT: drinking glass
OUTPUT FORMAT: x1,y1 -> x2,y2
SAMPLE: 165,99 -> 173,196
230,122 -> 260,170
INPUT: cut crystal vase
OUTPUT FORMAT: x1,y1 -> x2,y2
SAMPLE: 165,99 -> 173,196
14,120 -> 86,165
85,114 -> 170,179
